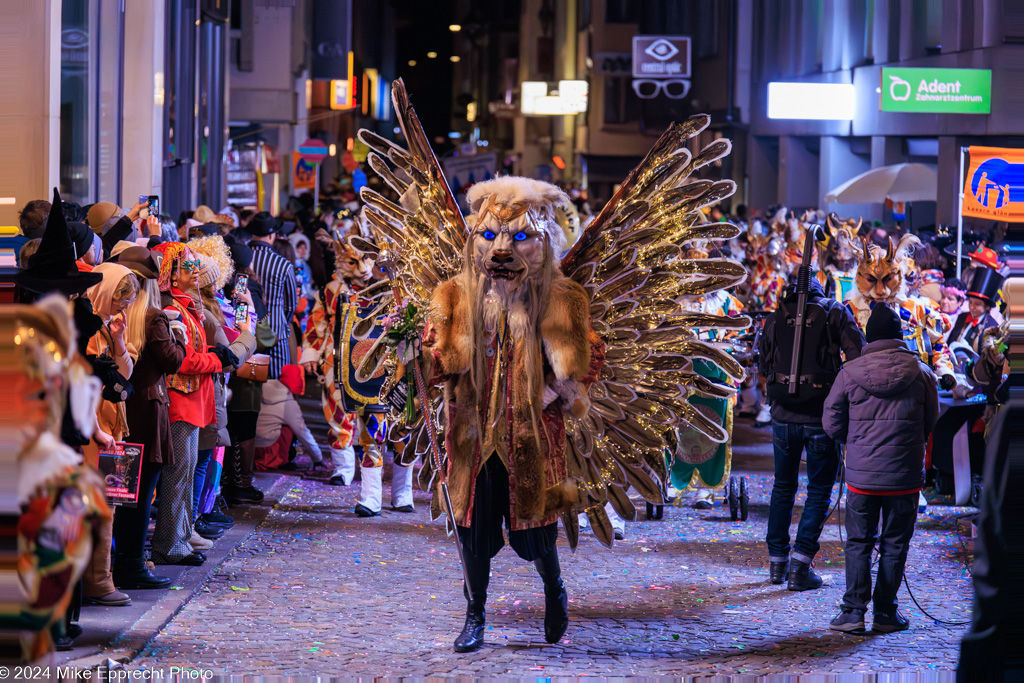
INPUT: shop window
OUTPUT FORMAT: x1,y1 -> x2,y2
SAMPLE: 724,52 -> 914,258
603,77 -> 641,125
60,0 -> 123,206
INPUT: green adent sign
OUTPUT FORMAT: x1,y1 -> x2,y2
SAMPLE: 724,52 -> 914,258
880,67 -> 991,114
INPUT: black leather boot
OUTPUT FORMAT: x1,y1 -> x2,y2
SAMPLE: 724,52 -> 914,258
787,558 -> 823,592
535,549 -> 569,644
769,559 -> 789,585
113,555 -> 172,590
454,554 -> 490,652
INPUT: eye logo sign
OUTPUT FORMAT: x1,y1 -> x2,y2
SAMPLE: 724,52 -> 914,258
880,67 -> 991,114
632,35 -> 691,100
644,39 -> 679,62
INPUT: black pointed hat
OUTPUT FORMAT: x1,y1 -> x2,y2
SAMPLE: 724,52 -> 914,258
15,188 -> 103,296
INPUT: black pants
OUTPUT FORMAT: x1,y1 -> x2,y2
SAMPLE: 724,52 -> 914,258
112,460 -> 163,559
842,491 -> 918,613
457,455 -> 558,562
455,456 -> 560,605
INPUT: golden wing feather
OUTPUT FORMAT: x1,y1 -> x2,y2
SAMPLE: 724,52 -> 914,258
560,115 -> 751,534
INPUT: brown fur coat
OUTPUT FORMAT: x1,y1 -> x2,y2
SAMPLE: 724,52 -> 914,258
427,275 -> 595,529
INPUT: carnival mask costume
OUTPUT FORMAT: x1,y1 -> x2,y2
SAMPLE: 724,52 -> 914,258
2,296 -> 109,660
301,216 -> 416,515
846,234 -> 958,388
817,213 -> 862,303
350,80 -> 749,652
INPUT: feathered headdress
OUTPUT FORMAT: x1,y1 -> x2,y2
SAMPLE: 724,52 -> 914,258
152,241 -> 196,292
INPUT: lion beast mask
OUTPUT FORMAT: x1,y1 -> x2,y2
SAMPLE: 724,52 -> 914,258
855,233 -> 920,304
465,177 -> 570,292
821,213 -> 862,272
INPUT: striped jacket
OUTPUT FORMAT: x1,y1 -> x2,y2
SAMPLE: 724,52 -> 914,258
250,240 -> 297,379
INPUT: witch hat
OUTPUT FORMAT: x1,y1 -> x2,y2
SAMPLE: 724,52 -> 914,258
15,188 -> 103,296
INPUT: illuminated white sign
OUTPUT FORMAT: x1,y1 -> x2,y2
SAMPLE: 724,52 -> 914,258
521,80 -> 589,115
767,82 -> 855,120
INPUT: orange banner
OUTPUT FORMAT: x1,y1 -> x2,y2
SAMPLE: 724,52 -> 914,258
293,155 -> 316,191
962,145 -> 1024,222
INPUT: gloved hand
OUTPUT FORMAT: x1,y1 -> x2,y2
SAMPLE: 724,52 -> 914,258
211,343 -> 240,371
89,354 -> 135,403
542,385 -> 559,409
168,319 -> 188,344
939,373 -> 956,391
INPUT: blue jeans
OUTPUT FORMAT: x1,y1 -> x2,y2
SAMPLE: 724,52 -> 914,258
194,448 -> 213,521
766,421 -> 840,562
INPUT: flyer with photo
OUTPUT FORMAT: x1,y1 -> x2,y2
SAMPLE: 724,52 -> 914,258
96,442 -> 144,507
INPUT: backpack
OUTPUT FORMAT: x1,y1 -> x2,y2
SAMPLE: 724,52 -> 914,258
763,295 -> 843,405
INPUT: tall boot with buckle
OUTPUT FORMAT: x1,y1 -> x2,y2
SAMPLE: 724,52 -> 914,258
454,553 -> 490,652
534,548 -> 569,644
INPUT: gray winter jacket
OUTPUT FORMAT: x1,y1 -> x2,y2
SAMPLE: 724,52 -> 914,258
822,339 -> 939,492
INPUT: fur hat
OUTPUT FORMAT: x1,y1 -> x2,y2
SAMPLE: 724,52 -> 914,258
466,176 -> 572,254
188,234 -> 234,290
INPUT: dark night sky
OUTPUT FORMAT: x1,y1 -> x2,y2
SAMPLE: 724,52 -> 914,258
391,0 -> 459,144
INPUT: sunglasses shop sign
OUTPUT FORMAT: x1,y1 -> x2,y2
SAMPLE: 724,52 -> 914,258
632,36 -> 691,100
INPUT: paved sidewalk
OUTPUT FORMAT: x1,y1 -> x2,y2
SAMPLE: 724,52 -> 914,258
57,472 -> 287,671
126,418 -> 975,678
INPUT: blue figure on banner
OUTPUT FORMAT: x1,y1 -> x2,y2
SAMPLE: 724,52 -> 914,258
971,158 -> 1024,209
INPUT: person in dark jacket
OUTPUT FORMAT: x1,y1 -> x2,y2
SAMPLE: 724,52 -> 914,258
114,274 -> 186,589
759,278 -> 866,591
823,304 -> 939,634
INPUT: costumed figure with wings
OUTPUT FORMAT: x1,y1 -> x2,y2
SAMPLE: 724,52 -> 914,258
352,80 -> 748,652
301,212 -> 416,515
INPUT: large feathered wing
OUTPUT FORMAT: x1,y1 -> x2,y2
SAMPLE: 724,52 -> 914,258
353,79 -> 463,496
560,115 -> 751,547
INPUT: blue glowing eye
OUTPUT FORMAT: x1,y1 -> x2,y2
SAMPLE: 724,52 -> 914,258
482,230 -> 496,240
514,231 -> 528,241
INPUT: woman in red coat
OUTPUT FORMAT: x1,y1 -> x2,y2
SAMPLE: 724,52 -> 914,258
150,242 -> 228,565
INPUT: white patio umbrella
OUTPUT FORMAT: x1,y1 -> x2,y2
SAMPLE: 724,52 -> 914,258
824,162 -> 938,204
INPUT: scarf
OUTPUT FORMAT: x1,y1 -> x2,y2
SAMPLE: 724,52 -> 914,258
166,288 -> 205,394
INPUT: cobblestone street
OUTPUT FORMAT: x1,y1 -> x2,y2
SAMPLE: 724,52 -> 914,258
125,420 -> 975,678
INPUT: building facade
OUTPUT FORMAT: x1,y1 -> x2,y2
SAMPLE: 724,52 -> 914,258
743,0 -> 1024,228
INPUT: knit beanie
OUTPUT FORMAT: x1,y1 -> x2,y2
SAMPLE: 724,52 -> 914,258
195,254 -> 221,290
865,304 -> 903,343
279,364 -> 305,396
228,240 -> 254,272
